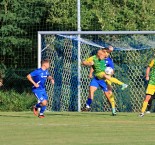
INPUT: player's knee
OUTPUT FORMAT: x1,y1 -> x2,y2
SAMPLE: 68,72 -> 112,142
41,100 -> 47,106
104,91 -> 111,98
145,95 -> 151,102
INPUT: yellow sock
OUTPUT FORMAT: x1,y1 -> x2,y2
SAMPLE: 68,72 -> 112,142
109,94 -> 115,109
141,101 -> 148,113
109,77 -> 124,85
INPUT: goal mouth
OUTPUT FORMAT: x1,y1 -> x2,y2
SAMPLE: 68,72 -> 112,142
38,31 -> 155,112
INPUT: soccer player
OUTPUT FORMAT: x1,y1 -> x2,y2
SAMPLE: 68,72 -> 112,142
139,58 -> 155,117
88,46 -> 117,115
27,59 -> 54,118
87,46 -> 126,115
82,48 -> 127,115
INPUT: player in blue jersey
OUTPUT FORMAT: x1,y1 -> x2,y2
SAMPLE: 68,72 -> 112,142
27,59 -> 54,118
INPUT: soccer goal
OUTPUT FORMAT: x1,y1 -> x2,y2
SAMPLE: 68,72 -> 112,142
38,31 -> 155,112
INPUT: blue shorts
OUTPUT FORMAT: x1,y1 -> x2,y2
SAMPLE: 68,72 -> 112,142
33,90 -> 48,102
90,77 -> 108,92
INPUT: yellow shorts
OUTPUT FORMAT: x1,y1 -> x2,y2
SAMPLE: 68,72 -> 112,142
95,72 -> 105,79
95,72 -> 112,85
146,84 -> 155,95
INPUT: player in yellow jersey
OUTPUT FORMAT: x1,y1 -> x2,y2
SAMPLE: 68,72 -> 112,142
140,58 -> 155,117
82,48 -> 128,115
87,46 -> 127,115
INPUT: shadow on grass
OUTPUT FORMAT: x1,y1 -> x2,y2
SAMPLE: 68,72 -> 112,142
0,114 -> 33,118
46,112 -> 122,117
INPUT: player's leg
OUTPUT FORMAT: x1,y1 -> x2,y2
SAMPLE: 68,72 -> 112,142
140,84 -> 155,117
96,72 -> 128,90
107,84 -> 116,115
38,92 -> 48,118
140,94 -> 151,117
38,99 -> 47,118
98,79 -> 116,115
33,92 -> 42,116
146,97 -> 153,113
82,78 -> 98,111
33,91 -> 48,118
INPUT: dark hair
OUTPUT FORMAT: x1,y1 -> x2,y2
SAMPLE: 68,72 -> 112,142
101,47 -> 109,50
41,58 -> 50,65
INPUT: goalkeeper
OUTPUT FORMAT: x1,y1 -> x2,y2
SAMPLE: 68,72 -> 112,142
27,59 -> 54,118
82,48 -> 127,114
140,58 -> 155,117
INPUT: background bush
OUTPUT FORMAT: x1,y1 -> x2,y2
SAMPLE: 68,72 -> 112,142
0,90 -> 36,111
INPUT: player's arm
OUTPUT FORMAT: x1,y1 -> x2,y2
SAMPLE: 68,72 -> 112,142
146,67 -> 151,81
89,67 -> 94,78
47,76 -> 54,85
27,74 -> 39,88
146,59 -> 154,80
0,78 -> 3,87
82,56 -> 94,66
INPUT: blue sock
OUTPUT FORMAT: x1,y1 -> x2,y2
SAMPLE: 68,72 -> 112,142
40,106 -> 46,115
36,103 -> 41,108
86,98 -> 92,106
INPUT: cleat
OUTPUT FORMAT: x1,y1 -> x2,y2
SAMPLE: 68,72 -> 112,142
38,115 -> 45,118
112,112 -> 117,116
33,106 -> 38,116
81,104 -> 91,112
139,113 -> 144,117
121,84 -> 128,90
112,108 -> 116,116
146,111 -> 151,114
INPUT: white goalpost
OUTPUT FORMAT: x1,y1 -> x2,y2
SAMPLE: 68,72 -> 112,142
38,31 -> 155,112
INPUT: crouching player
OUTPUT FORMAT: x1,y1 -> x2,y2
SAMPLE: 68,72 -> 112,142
27,59 -> 54,118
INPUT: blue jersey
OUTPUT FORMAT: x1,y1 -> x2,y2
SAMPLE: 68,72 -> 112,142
105,57 -> 114,69
30,68 -> 50,91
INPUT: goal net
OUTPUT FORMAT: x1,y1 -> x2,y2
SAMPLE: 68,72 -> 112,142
38,31 -> 155,112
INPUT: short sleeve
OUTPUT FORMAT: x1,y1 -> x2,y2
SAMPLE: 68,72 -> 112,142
107,58 -> 114,69
148,59 -> 154,68
30,69 -> 40,77
85,56 -> 94,63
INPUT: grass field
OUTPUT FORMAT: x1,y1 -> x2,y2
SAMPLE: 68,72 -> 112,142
0,112 -> 155,145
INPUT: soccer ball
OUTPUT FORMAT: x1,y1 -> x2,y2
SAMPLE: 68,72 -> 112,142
105,67 -> 113,75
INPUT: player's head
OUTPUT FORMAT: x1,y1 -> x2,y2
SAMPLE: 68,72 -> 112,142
41,58 -> 50,69
97,49 -> 107,60
102,46 -> 114,58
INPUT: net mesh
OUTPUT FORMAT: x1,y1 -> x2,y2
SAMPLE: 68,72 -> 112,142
41,34 -> 155,112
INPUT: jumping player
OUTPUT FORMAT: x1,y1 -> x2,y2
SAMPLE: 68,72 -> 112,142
82,48 -> 127,115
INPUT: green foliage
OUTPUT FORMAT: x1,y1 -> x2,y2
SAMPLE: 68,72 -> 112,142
0,0 -> 47,73
0,90 -> 36,111
46,0 -> 155,31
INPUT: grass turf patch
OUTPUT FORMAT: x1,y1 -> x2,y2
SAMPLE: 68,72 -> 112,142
0,112 -> 155,145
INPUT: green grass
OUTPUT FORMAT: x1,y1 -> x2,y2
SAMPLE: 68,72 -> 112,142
0,112 -> 155,145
